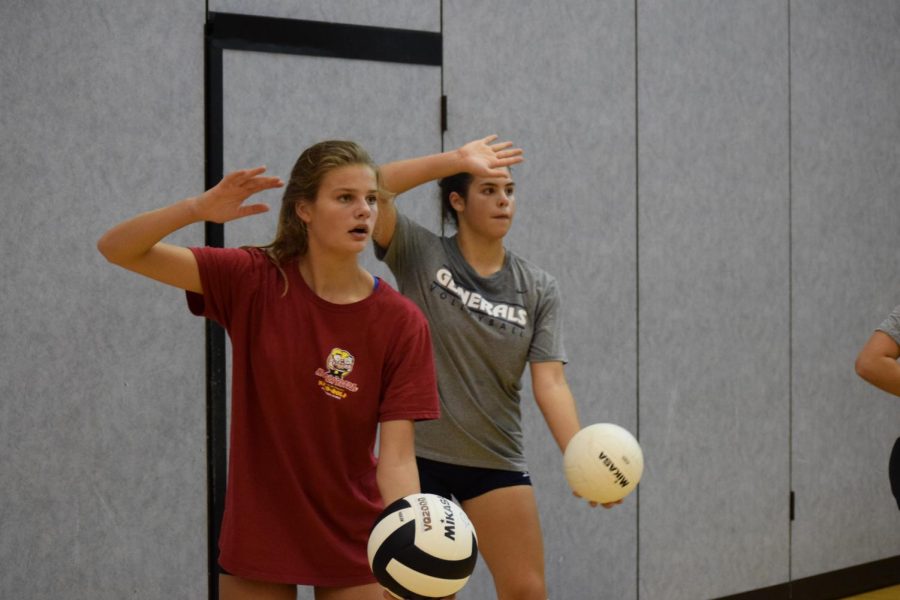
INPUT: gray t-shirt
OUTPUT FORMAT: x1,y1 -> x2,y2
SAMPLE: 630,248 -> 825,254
376,213 -> 567,471
877,305 -> 900,344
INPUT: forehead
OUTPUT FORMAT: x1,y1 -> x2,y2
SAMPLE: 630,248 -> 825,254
471,170 -> 513,187
319,164 -> 377,190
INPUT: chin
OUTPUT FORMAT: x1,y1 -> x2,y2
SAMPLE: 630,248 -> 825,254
321,241 -> 366,258
492,223 -> 512,237
349,240 -> 370,254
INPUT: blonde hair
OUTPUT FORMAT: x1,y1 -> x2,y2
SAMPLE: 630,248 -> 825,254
256,140 -> 380,294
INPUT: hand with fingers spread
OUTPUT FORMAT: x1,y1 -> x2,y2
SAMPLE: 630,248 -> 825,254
456,134 -> 524,178
191,166 -> 284,224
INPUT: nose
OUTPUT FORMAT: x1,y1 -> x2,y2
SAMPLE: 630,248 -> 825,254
355,197 -> 373,218
498,191 -> 510,207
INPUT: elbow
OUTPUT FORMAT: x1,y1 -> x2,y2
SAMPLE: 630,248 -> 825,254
96,232 -> 129,266
855,354 -> 875,384
96,235 -> 113,261
96,234 -> 119,265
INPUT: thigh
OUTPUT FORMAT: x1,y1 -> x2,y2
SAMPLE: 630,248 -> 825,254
314,583 -> 384,600
461,485 -> 547,600
219,574 -> 296,600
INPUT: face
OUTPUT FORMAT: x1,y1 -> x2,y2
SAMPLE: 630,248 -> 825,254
452,170 -> 516,240
296,164 -> 378,257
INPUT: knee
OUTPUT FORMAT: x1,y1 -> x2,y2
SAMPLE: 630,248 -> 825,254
495,569 -> 546,600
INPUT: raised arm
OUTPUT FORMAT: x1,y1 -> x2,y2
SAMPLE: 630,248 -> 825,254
97,167 -> 282,292
855,331 -> 900,397
373,135 -> 523,248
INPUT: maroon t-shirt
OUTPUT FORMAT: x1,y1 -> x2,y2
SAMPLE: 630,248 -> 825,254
187,247 -> 440,586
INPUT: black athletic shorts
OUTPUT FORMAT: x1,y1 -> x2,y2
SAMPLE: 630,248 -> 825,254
416,456 -> 532,502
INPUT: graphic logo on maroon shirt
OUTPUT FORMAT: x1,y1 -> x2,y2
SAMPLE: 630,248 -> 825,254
315,347 -> 359,399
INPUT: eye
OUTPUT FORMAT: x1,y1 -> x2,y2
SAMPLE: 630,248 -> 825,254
506,187 -> 515,197
338,194 -> 353,203
366,195 -> 378,205
482,187 -> 495,195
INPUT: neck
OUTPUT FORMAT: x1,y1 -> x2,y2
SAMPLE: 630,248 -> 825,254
298,251 -> 373,304
456,228 -> 506,277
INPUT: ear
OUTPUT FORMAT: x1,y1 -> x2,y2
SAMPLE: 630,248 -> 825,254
295,200 -> 312,224
449,191 -> 466,213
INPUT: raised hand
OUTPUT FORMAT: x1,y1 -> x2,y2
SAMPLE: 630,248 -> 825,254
191,167 -> 284,224
457,135 -> 524,178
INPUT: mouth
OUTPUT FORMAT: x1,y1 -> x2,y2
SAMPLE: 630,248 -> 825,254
349,224 -> 370,239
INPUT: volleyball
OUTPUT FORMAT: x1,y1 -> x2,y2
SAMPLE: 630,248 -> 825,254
564,423 -> 644,504
367,493 -> 479,599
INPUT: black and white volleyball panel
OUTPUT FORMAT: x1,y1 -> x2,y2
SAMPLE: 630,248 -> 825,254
367,493 -> 478,600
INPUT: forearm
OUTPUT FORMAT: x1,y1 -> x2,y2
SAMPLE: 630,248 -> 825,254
855,331 -> 900,398
376,456 -> 420,505
856,355 -> 900,397
380,149 -> 466,195
533,373 -> 582,453
97,197 -> 200,266
376,420 -> 420,505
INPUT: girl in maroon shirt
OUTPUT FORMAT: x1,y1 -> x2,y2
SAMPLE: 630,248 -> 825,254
98,141 -> 442,600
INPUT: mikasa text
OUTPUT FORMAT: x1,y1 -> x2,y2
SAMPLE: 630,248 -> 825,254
599,452 -> 631,488
418,495 -> 458,541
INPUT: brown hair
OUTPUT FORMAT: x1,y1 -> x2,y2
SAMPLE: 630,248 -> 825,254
260,140 -> 379,263
438,172 -> 474,233
256,140 -> 380,293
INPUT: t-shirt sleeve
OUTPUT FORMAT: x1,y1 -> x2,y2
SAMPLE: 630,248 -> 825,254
528,276 -> 568,364
374,212 -> 436,281
379,305 -> 441,423
876,304 -> 900,346
185,246 -> 257,328
373,211 -> 408,267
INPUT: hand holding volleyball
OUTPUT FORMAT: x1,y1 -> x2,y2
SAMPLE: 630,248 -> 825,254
564,423 -> 644,505
368,493 -> 478,599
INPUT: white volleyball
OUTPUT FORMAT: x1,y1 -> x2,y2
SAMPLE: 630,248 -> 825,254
564,423 -> 644,504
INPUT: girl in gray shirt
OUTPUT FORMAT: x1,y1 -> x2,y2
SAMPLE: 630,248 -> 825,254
374,136 -> 619,600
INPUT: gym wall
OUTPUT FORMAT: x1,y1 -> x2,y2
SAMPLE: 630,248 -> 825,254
2,1 -> 898,599
1,1 -> 207,598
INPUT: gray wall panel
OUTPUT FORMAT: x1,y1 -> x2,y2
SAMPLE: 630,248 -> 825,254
443,1 -> 637,598
1,1 -> 206,599
4,2 -> 900,599
791,0 -> 900,579
210,0 -> 440,32
637,2 -> 791,598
